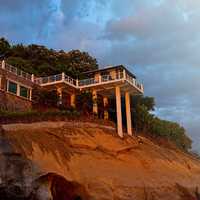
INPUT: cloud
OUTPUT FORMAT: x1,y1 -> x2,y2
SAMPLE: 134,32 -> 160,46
100,0 -> 200,151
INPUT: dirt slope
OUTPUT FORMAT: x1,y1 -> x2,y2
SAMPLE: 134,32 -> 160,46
1,121 -> 200,200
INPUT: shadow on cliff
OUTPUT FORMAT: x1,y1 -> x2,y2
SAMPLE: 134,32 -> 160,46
175,184 -> 200,200
32,173 -> 89,200
0,126 -> 88,200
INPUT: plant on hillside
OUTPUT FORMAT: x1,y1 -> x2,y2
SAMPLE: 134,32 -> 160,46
32,86 -> 58,109
132,96 -> 192,151
76,91 -> 93,116
0,38 -> 98,77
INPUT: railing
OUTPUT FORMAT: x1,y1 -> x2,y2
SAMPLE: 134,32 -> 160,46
101,75 -> 113,82
126,73 -> 143,92
65,75 -> 76,86
35,73 -> 77,87
1,60 -> 144,93
2,62 -> 32,81
79,78 -> 98,86
79,72 -> 125,87
35,74 -> 62,85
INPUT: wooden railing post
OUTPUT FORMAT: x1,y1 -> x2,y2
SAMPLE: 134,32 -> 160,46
2,60 -> 5,69
62,72 -> 65,81
123,69 -> 126,79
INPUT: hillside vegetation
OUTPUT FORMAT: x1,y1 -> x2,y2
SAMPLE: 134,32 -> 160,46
0,38 -> 98,78
0,37 -> 192,152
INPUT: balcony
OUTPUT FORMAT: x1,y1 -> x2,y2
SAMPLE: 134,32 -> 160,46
78,70 -> 144,93
0,61 -> 33,81
35,73 -> 77,87
34,69 -> 143,94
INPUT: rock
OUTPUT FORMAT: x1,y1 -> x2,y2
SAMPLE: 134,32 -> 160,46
0,121 -> 200,200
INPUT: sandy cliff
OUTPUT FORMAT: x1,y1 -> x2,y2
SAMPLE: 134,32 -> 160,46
0,121 -> 200,200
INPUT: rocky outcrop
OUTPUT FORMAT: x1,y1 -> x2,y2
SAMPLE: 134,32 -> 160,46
0,121 -> 200,200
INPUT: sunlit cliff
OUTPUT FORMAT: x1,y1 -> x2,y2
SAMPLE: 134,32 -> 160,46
0,121 -> 200,200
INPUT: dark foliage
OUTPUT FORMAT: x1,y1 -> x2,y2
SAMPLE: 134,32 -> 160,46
0,38 -> 98,78
32,86 -> 58,109
132,96 -> 192,151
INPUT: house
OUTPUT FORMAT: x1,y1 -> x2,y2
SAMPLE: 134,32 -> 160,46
0,60 -> 144,137
0,60 -> 34,111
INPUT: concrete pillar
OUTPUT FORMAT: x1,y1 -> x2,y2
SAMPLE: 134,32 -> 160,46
17,84 -> 20,96
125,91 -> 132,136
0,76 -> 1,90
57,87 -> 63,105
115,86 -> 123,137
29,89 -> 32,101
103,96 -> 109,120
70,93 -> 76,108
31,74 -> 34,82
92,90 -> 98,115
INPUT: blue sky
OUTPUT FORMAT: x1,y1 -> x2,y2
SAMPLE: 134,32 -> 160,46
0,0 -> 200,152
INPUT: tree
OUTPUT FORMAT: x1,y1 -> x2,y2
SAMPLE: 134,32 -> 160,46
76,91 -> 93,116
1,38 -> 98,77
32,86 -> 58,110
0,38 -> 10,56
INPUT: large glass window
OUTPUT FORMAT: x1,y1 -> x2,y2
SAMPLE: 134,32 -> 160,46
8,81 -> 17,94
20,86 -> 29,98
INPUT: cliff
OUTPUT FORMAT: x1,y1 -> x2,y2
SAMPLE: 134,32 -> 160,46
0,121 -> 200,200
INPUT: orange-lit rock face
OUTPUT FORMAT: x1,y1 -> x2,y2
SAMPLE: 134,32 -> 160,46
1,121 -> 200,200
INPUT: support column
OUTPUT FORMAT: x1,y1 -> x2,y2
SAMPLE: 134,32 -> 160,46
0,76 -> 2,90
115,86 -> 123,137
31,74 -> 34,82
17,84 -> 20,96
57,87 -> 63,105
103,96 -> 109,120
92,90 -> 98,115
70,93 -> 76,108
125,91 -> 132,136
29,89 -> 32,101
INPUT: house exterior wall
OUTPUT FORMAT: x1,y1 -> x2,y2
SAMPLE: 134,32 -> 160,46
0,64 -> 34,112
0,68 -> 34,89
0,90 -> 32,111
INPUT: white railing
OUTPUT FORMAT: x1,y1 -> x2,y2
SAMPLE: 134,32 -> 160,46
79,78 -> 98,86
101,75 -> 113,82
35,74 -> 62,85
1,60 -> 143,93
2,62 -> 32,81
65,74 -> 76,86
126,73 -> 143,92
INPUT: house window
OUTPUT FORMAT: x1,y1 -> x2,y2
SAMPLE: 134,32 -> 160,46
8,81 -> 17,94
20,86 -> 29,98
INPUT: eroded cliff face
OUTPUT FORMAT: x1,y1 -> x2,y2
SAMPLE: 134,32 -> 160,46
0,121 -> 200,200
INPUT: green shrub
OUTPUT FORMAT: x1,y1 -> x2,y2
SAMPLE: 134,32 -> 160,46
133,98 -> 192,151
0,109 -> 80,123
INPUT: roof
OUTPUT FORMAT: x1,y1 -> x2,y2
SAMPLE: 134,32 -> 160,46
83,65 -> 136,79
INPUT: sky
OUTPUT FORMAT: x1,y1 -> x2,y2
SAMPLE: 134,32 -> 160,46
0,0 -> 200,152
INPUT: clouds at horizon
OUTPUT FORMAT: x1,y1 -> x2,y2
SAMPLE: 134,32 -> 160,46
0,0 -> 199,151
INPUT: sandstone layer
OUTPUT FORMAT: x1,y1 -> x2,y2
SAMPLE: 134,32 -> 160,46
0,121 -> 200,200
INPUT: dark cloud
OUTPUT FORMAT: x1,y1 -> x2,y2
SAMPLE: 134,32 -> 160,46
0,0 -> 58,43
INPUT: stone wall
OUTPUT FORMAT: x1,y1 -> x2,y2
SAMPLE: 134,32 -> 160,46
0,90 -> 32,112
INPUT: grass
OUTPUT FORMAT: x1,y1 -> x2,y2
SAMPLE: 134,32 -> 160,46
0,109 -> 81,124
